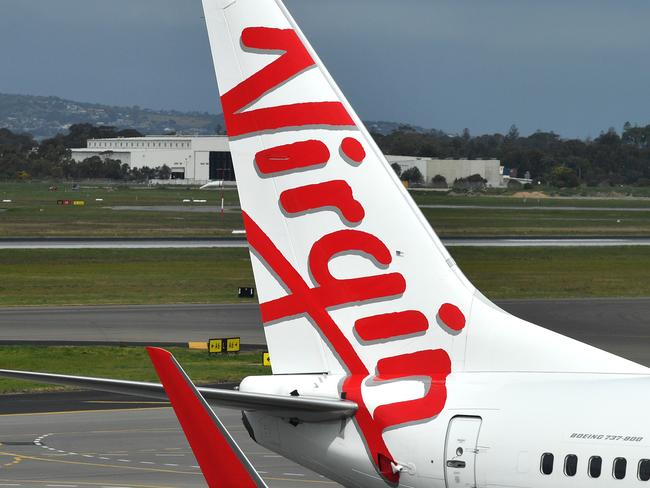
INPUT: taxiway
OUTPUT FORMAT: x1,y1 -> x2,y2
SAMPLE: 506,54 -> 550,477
1,300 -> 649,365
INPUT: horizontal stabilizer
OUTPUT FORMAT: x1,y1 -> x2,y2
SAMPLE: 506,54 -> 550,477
0,368 -> 356,421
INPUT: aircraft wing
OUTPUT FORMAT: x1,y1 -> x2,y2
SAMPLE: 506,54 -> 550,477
0,368 -> 356,422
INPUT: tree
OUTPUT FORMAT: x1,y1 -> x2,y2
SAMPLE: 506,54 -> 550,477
595,128 -> 621,146
431,174 -> 447,188
549,165 -> 579,188
157,165 -> 171,180
506,124 -> 520,141
453,174 -> 487,191
401,167 -> 423,184
390,163 -> 402,177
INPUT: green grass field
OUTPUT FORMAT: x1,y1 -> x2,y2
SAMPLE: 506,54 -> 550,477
0,205 -> 243,237
0,182 -> 241,206
0,248 -> 255,306
1,245 -> 649,393
410,190 -> 650,208
0,247 -> 649,307
0,346 -> 268,394
423,207 -> 650,236
2,183 -> 649,395
2,182 -> 650,237
0,182 -> 242,237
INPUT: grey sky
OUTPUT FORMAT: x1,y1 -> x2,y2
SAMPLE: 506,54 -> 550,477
1,0 -> 649,138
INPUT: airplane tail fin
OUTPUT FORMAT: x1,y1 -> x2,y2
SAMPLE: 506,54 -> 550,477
201,0 -> 646,379
200,0 -> 647,481
147,347 -> 267,488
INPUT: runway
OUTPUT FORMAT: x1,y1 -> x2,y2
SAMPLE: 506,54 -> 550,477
1,299 -> 649,365
3,236 -> 650,248
0,238 -> 249,249
0,406 -> 338,488
111,204 -> 650,213
419,204 -> 650,212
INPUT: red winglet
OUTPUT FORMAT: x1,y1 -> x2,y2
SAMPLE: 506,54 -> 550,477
147,347 -> 267,488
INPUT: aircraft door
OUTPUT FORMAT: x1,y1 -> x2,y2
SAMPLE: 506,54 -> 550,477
444,416 -> 482,488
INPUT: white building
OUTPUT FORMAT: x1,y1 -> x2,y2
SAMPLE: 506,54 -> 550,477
70,136 -> 232,183
386,155 -> 505,188
70,135 -> 504,188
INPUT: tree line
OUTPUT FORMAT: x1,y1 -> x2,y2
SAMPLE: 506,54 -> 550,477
2,122 -> 650,187
0,124 -> 170,181
372,123 -> 650,187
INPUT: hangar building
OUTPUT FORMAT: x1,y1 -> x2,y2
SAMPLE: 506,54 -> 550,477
386,155 -> 505,188
71,135 -> 504,187
70,135 -> 233,183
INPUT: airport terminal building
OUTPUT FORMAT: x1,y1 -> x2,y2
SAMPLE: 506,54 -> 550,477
71,135 -> 504,187
70,136 -> 233,183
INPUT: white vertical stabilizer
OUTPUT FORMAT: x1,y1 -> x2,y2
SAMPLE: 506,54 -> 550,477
201,0 -> 647,480
201,0 -> 646,377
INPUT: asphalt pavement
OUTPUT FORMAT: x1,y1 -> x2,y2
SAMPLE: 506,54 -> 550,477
1,300 -> 649,365
0,304 -> 263,345
0,299 -> 649,487
3,237 -> 650,248
0,406 -> 337,488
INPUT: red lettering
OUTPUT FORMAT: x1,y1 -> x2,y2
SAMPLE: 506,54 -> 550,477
260,230 -> 405,323
355,310 -> 429,342
221,27 -> 354,137
340,137 -> 366,164
438,303 -> 466,332
280,180 -> 365,224
372,349 -> 451,430
255,140 -> 330,175
242,212 -> 399,482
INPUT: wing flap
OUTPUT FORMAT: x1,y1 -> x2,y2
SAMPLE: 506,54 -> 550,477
0,368 -> 356,421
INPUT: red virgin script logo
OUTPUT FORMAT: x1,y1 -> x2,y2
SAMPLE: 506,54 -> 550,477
222,27 -> 466,484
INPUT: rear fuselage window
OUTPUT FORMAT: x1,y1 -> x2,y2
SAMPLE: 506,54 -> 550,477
614,457 -> 627,480
541,453 -> 554,475
564,454 -> 578,476
639,459 -> 650,481
589,456 -> 602,478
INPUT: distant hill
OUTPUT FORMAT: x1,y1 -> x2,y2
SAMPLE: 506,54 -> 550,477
364,120 -> 432,135
0,92 -> 434,140
0,93 -> 225,140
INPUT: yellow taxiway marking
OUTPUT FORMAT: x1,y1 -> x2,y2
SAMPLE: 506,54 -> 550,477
0,477 -> 335,487
0,450 -> 198,475
0,406 -> 169,417
0,478 -> 176,488
0,409 -> 337,484
0,449 -> 335,484
2,455 -> 23,468
264,477 -> 336,484
85,401 -> 169,405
